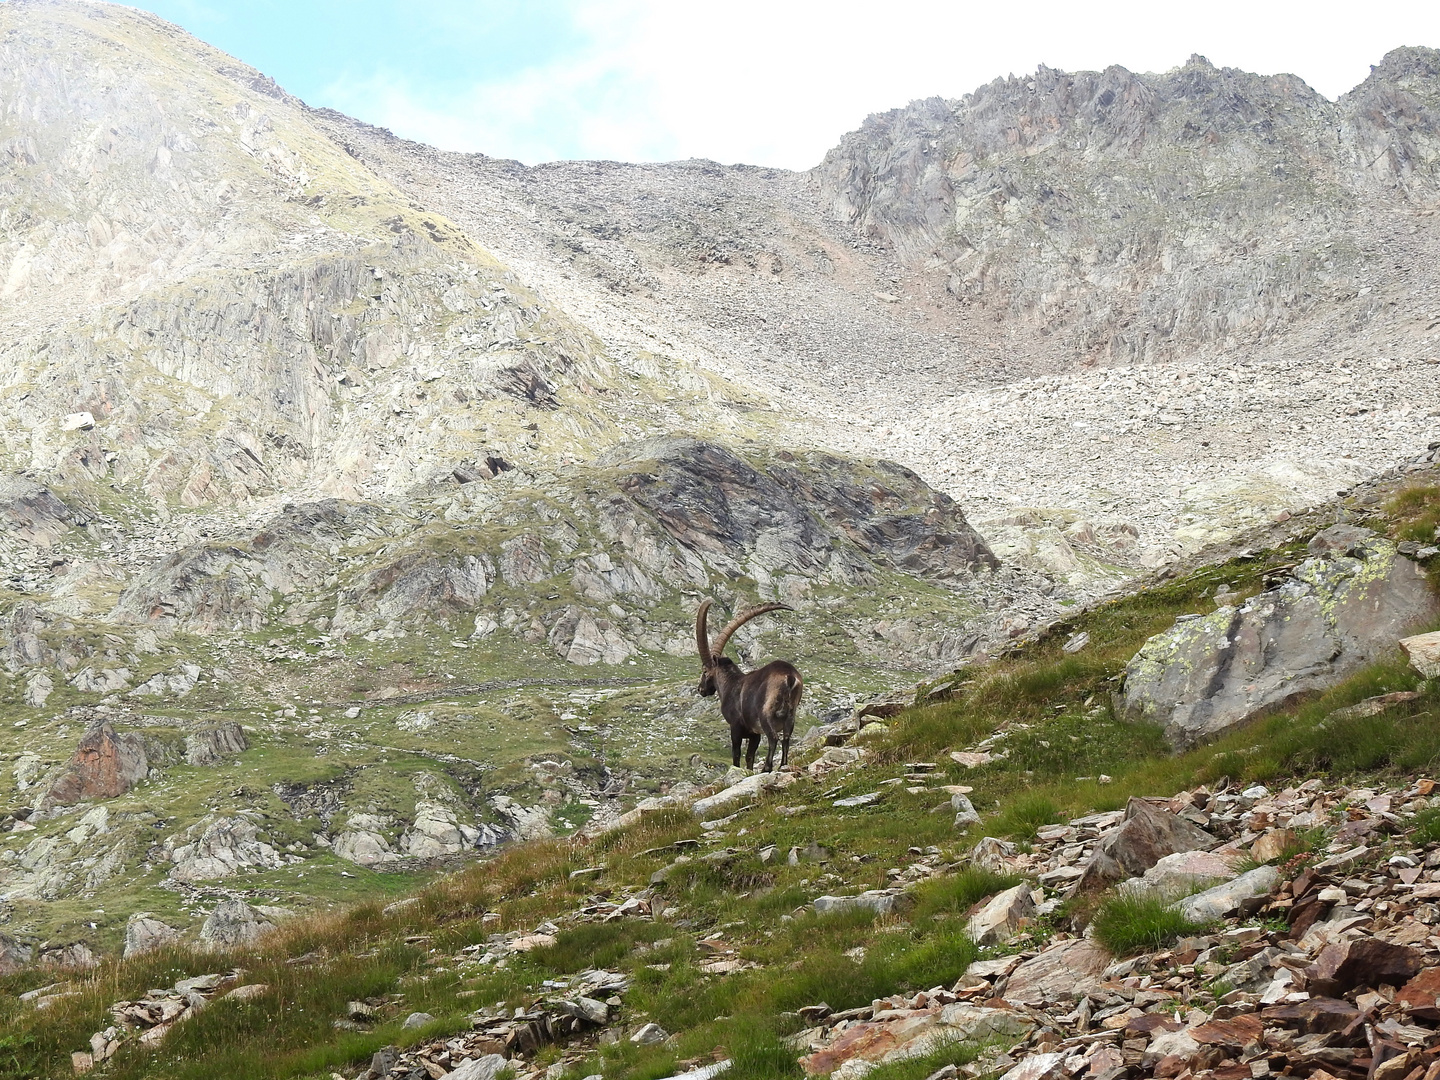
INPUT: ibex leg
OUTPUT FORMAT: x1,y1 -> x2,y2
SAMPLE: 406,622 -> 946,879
745,734 -> 760,770
730,728 -> 744,767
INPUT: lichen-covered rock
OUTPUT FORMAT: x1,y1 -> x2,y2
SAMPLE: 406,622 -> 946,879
184,722 -> 248,766
1121,527 -> 1440,747
44,722 -> 149,806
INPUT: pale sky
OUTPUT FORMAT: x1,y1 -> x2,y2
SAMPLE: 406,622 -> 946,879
129,0 -> 1440,170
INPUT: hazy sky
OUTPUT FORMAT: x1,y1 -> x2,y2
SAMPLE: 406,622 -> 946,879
131,0 -> 1440,169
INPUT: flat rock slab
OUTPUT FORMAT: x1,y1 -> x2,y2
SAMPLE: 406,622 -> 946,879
1003,938 -> 1111,1004
813,889 -> 908,916
1121,526 -> 1440,747
1179,865 -> 1280,922
691,771 -> 794,818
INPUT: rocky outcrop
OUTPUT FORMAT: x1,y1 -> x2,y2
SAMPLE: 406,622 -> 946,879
198,900 -> 274,950
815,52 -> 1440,364
124,913 -> 182,959
44,722 -> 149,806
184,722 -> 249,766
166,817 -> 284,882
399,801 -> 481,858
595,437 -> 997,612
1121,526 -> 1440,747
547,605 -> 634,666
332,814 -> 400,866
0,931 -> 34,974
131,663 -> 201,698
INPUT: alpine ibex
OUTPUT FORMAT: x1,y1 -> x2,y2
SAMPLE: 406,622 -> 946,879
695,598 -> 804,772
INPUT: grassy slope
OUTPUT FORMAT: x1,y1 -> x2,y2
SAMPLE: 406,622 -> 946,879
1,483 -> 1437,1080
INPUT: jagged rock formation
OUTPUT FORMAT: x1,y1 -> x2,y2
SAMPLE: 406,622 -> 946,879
1122,525 -> 1440,746
43,722 -> 148,806
816,51 -> 1440,363
183,721 -> 248,766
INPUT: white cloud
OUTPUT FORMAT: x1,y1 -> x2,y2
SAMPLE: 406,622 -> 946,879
321,0 -> 1440,169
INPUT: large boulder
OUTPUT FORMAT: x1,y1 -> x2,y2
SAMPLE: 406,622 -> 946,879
198,899 -> 274,950
184,722 -> 248,766
124,913 -> 182,958
1121,527 -> 1440,747
44,722 -> 149,806
1075,798 -> 1217,893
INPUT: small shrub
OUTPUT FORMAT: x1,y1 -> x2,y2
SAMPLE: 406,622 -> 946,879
1091,892 -> 1203,956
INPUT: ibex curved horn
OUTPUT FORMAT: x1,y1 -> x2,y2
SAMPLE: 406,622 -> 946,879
711,602 -> 794,660
695,597 -> 715,666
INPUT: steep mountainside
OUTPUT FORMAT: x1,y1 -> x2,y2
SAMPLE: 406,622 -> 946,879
317,51 -> 1440,570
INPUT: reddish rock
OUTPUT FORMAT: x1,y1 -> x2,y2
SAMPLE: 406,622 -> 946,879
1395,968 -> 1440,1021
1188,1012 -> 1265,1053
799,1009 -> 939,1074
1003,938 -> 1111,1004
1261,997 -> 1360,1034
1304,939 -> 1424,998
44,722 -> 149,806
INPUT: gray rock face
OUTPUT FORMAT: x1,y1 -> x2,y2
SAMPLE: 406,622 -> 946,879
184,722 -> 249,766
1121,527 -> 1440,747
1178,865 -> 1281,922
816,52 -> 1440,365
198,899 -> 274,950
605,438 -> 996,585
166,817 -> 284,882
124,913 -> 182,959
332,813 -> 400,866
0,479 -> 84,547
0,931 -> 34,974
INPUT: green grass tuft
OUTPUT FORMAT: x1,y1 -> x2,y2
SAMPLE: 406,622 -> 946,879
1090,892 -> 1206,957
1412,808 -> 1440,846
911,868 -> 1022,922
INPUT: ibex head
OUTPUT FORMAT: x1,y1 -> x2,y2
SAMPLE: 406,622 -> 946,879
694,598 -> 793,697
